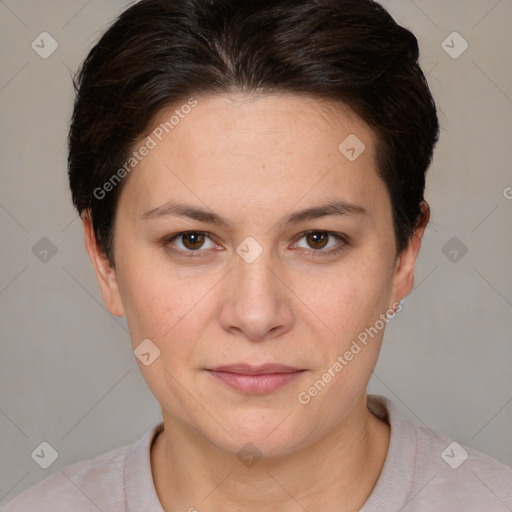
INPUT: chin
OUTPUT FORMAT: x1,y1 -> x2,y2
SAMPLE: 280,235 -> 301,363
203,408 -> 315,459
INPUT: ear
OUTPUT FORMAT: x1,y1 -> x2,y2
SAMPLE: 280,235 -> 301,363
389,201 -> 430,307
82,211 -> 125,317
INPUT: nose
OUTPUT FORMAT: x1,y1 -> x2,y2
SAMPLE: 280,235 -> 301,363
218,245 -> 294,342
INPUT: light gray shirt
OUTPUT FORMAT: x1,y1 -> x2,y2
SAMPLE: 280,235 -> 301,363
3,395 -> 512,511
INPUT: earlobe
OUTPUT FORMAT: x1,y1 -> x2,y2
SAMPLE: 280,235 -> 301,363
81,211 -> 125,317
389,201 -> 430,307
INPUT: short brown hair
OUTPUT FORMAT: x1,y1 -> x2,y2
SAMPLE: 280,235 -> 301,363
68,0 -> 439,265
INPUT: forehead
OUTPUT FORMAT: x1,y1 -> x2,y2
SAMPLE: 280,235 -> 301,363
119,92 -> 388,222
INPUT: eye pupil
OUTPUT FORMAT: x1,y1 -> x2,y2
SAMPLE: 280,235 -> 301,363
183,233 -> 205,250
307,232 -> 328,249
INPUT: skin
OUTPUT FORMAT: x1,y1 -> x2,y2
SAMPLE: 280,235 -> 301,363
83,92 -> 428,511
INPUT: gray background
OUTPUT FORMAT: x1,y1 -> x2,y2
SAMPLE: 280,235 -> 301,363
1,0 -> 511,504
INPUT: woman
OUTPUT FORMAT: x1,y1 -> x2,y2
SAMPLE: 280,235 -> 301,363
4,0 -> 511,510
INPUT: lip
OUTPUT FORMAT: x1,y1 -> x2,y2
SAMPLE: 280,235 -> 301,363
206,364 -> 305,394
209,363 -> 302,375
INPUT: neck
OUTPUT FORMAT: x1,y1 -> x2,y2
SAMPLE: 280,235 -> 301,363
151,394 -> 390,512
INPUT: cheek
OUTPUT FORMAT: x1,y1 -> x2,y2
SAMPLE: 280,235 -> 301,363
296,254 -> 393,340
116,264 -> 208,402
120,276 -> 191,342
293,262 -> 392,423
115,254 -> 220,358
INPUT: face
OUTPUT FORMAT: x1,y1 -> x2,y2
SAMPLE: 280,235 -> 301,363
84,92 -> 425,457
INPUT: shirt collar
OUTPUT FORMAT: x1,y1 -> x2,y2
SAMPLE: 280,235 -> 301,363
125,421 -> 165,511
360,394 -> 418,511
123,395 -> 415,511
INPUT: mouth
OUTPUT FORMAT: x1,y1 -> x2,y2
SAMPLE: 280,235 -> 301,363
205,364 -> 306,394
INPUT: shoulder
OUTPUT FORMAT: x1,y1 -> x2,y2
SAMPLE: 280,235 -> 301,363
2,444 -> 129,512
412,419 -> 512,508
365,395 -> 512,511
2,433 -> 142,512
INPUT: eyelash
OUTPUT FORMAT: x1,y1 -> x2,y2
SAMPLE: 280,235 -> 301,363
161,231 -> 349,258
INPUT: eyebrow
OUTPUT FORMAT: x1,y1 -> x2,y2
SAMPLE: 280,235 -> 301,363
140,199 -> 367,229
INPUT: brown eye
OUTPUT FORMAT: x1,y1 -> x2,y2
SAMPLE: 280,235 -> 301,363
305,232 -> 329,250
292,231 -> 348,257
181,232 -> 206,250
164,231 -> 216,256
